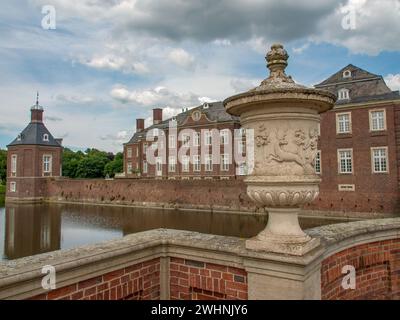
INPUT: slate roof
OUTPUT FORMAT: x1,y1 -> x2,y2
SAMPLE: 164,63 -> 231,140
315,64 -> 400,105
8,117 -> 62,147
125,101 -> 239,145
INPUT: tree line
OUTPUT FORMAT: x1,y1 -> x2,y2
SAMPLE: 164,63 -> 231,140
0,148 -> 123,181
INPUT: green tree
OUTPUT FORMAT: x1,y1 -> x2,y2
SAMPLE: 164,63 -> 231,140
62,148 -> 84,178
104,152 -> 123,178
0,149 -> 7,184
76,149 -> 111,178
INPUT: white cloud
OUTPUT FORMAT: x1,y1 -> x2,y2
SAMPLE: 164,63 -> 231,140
385,74 -> 400,91
110,85 -> 206,108
293,43 -> 310,54
168,48 -> 195,69
313,0 -> 400,55
81,54 -> 149,74
230,78 -> 261,93
55,94 -> 95,104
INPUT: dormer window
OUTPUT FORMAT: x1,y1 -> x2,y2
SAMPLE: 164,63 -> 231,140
343,70 -> 351,78
17,134 -> 22,141
338,88 -> 350,101
43,134 -> 49,141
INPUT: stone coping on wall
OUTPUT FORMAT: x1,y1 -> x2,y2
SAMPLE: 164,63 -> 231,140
307,218 -> 400,259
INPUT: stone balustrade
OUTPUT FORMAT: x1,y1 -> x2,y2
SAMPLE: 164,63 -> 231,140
1,218 -> 399,300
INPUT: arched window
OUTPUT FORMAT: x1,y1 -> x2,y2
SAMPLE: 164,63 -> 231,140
43,133 -> 49,141
338,88 -> 350,100
343,70 -> 351,78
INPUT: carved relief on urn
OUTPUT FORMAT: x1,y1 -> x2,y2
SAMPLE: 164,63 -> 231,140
224,44 -> 336,255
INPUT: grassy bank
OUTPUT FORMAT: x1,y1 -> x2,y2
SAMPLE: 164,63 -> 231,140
0,184 -> 5,207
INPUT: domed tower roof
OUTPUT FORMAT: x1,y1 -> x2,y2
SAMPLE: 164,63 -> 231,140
7,93 -> 62,147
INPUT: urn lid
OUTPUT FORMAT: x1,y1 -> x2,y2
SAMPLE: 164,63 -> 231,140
223,44 -> 336,115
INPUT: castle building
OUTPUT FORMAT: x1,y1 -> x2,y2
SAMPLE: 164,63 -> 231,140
123,102 -> 246,180
124,65 -> 400,214
310,64 -> 400,214
6,96 -> 63,202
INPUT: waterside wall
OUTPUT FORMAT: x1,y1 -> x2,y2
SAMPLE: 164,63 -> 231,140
7,177 -> 398,217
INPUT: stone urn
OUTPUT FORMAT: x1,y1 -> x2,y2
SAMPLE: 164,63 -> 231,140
224,44 -> 336,256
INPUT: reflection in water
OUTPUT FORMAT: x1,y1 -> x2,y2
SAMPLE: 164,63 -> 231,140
0,203 -> 349,261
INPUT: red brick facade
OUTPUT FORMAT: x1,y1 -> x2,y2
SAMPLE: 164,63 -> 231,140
169,257 -> 248,300
321,239 -> 400,300
124,103 -> 245,180
30,258 -> 161,300
6,145 -> 62,199
307,102 -> 400,214
27,257 -> 248,300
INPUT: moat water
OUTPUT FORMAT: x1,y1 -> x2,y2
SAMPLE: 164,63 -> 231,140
0,203 -> 353,261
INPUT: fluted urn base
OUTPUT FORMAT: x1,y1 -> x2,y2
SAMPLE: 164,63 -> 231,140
246,207 -> 320,256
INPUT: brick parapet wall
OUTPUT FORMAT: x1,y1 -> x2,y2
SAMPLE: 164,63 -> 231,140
321,239 -> 400,299
30,258 -> 160,300
169,257 -> 248,300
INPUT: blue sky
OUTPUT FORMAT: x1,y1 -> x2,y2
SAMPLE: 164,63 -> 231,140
0,0 -> 399,152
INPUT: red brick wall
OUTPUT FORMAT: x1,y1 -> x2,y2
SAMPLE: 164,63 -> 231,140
169,257 -> 248,300
47,178 -> 256,212
321,239 -> 400,300
309,104 -> 400,214
7,145 -> 62,199
29,258 -> 160,300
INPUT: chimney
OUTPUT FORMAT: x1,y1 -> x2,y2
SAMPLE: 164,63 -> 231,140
136,118 -> 145,132
31,92 -> 44,123
153,108 -> 163,125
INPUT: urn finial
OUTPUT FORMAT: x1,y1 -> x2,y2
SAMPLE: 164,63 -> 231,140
266,43 -> 289,78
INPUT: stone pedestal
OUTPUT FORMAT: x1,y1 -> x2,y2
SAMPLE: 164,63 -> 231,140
224,44 -> 336,256
246,208 -> 320,256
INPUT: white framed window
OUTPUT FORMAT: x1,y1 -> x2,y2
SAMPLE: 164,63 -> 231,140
43,155 -> 52,175
143,160 -> 148,174
182,156 -> 189,172
194,132 -> 200,147
336,112 -> 351,134
156,157 -> 162,175
369,109 -> 386,131
169,135 -> 176,148
143,143 -> 148,153
338,149 -> 353,174
237,139 -> 245,154
205,154 -> 213,172
343,70 -> 351,78
315,150 -> 321,174
127,162 -> 133,174
168,156 -> 176,172
371,147 -> 388,173
182,134 -> 190,146
11,154 -> 17,177
43,134 -> 49,142
237,163 -> 247,176
220,129 -> 229,145
10,181 -> 16,193
338,88 -> 350,101
127,148 -> 132,158
221,154 -> 229,171
205,131 -> 212,146
193,155 -> 201,172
